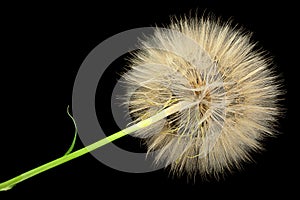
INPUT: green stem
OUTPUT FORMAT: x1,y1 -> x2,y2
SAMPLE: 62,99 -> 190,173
0,102 -> 183,191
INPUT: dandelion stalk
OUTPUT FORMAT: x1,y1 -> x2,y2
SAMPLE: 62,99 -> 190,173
0,102 -> 184,191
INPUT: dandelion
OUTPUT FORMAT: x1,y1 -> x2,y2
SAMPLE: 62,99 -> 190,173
0,14 -> 282,191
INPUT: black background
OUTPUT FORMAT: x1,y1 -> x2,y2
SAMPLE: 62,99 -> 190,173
0,1 -> 297,198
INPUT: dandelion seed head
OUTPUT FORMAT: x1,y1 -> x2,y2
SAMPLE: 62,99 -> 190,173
123,15 -> 282,179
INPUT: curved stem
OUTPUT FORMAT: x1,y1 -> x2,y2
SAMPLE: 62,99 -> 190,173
0,102 -> 183,191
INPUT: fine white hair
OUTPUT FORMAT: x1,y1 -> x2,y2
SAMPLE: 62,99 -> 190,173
123,15 -> 282,179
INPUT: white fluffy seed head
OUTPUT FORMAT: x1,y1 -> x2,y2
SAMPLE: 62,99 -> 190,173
122,15 -> 282,179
